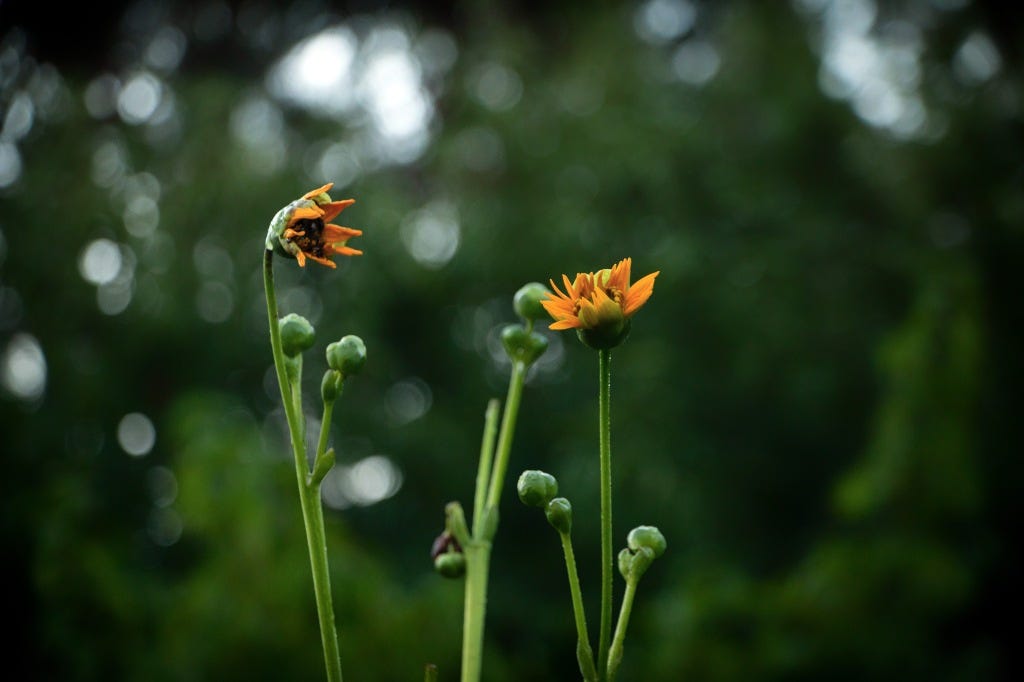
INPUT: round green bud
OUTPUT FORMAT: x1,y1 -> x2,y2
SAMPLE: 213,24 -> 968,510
434,551 -> 466,579
545,497 -> 573,535
279,314 -> 315,357
627,525 -> 667,559
618,547 -> 633,580
577,318 -> 631,351
513,282 -> 551,322
501,325 -> 549,365
326,335 -> 367,376
517,470 -> 558,508
321,369 -> 343,403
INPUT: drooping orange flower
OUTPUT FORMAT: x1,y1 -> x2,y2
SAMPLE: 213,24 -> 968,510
266,183 -> 362,268
542,258 -> 659,333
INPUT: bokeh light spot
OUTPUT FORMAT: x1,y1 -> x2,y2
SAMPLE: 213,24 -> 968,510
79,239 -> 123,285
1,333 -> 46,401
196,281 -> 234,323
401,202 -> 460,269
385,378 -> 432,426
118,73 -> 163,125
118,412 -> 156,457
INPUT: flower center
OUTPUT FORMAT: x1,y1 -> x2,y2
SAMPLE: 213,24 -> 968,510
291,218 -> 327,256
605,286 -> 624,306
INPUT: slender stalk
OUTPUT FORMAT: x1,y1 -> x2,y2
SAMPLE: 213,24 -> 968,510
597,348 -> 613,680
315,399 -> 335,473
460,542 -> 492,682
483,360 -> 527,515
559,532 -> 598,682
461,359 -> 527,682
605,577 -> 638,681
264,250 -> 343,682
472,400 -> 500,537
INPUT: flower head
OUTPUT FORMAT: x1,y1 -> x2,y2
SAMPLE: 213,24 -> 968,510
266,183 -> 362,268
542,258 -> 659,349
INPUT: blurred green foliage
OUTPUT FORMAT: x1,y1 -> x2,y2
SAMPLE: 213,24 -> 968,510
1,1 -> 1021,680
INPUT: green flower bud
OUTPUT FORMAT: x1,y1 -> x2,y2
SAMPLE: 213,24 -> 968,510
326,335 -> 367,376
513,282 -> 552,322
501,324 -> 549,365
577,318 -> 631,351
279,313 -> 315,357
434,551 -> 466,579
618,547 -> 633,580
321,369 -> 343,403
627,525 -> 667,559
517,470 -> 558,507
545,497 -> 573,535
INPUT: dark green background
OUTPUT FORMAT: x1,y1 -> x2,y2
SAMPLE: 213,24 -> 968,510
1,1 -> 1021,679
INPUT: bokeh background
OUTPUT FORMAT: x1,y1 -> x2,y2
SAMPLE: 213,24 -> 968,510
2,0 -> 1022,679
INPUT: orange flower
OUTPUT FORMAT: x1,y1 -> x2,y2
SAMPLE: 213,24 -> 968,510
266,183 -> 362,268
542,258 -> 659,347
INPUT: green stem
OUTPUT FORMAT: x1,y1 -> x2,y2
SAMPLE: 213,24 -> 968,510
483,360 -> 527,517
472,400 -> 500,537
315,398 -> 335,476
461,542 -> 492,682
461,359 -> 527,682
597,348 -> 613,680
264,250 -> 343,682
606,577 -> 638,682
560,532 -> 598,682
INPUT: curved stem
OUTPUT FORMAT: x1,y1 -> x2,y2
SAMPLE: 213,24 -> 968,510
597,348 -> 613,680
560,532 -> 598,682
264,250 -> 343,682
606,577 -> 638,682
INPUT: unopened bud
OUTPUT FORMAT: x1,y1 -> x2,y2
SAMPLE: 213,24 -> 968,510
514,282 -> 551,322
517,470 -> 558,508
627,525 -> 666,559
326,335 -> 366,376
545,497 -> 573,535
321,369 -> 343,403
434,551 -> 466,579
279,314 -> 315,357
501,324 -> 548,365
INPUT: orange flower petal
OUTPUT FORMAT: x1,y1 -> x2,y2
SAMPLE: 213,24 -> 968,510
290,205 -> 324,222
550,318 -> 583,330
305,253 -> 338,268
324,224 -> 362,241
321,199 -> 356,223
295,251 -> 307,267
623,271 -> 659,316
302,183 -> 334,200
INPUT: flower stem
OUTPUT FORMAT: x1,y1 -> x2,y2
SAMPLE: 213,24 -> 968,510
460,541 -> 491,682
472,400 -> 500,537
483,360 -> 527,516
264,250 -> 343,682
597,348 -> 613,680
605,576 -> 638,682
559,531 -> 598,682
461,359 -> 527,682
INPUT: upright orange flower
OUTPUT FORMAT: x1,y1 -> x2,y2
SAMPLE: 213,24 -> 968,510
542,258 -> 659,348
266,183 -> 362,268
